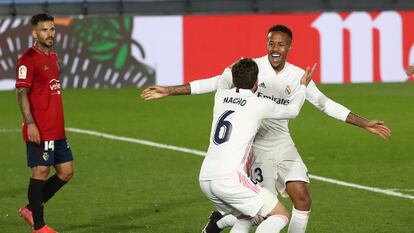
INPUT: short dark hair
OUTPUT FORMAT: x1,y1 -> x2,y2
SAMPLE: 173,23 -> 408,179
232,58 -> 259,89
30,13 -> 54,26
267,24 -> 292,42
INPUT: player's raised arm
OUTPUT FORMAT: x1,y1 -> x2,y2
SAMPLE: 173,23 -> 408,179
406,63 -> 414,76
140,84 -> 191,100
140,62 -> 237,100
140,75 -> 222,100
140,75 -> 223,100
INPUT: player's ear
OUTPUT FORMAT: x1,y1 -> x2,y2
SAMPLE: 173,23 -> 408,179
31,29 -> 37,40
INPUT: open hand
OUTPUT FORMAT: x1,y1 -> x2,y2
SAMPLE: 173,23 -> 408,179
300,63 -> 317,86
140,86 -> 169,100
365,120 -> 391,139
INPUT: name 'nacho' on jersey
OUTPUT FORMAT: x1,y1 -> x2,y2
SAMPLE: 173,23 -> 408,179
257,92 -> 290,105
223,96 -> 247,106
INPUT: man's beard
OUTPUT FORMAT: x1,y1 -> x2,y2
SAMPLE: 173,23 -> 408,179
39,39 -> 54,48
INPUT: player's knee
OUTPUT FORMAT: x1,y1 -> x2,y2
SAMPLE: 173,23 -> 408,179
57,170 -> 73,182
292,193 -> 312,211
286,182 -> 312,211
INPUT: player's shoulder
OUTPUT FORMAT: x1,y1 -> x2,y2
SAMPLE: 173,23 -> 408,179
285,62 -> 305,75
253,55 -> 268,65
282,62 -> 305,82
17,48 -> 38,69
19,48 -> 37,61
50,51 -> 58,59
252,95 -> 274,114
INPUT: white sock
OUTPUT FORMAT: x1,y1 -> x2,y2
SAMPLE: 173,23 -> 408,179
287,208 -> 310,233
255,215 -> 289,233
229,219 -> 252,233
217,214 -> 237,229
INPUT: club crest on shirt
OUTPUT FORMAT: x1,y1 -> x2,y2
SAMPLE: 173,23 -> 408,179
44,65 -> 49,71
18,65 -> 27,79
42,152 -> 49,161
285,85 -> 291,95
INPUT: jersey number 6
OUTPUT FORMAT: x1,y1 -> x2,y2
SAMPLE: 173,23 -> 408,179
213,110 -> 235,145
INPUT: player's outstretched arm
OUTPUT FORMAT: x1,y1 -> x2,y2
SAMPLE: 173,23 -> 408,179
140,84 -> 190,100
406,63 -> 414,76
345,113 -> 391,139
16,87 -> 41,144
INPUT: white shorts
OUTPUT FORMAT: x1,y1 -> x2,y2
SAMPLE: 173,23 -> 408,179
250,146 -> 310,197
199,172 -> 278,217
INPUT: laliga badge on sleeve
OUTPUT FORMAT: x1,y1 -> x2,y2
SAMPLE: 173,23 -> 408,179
18,65 -> 27,79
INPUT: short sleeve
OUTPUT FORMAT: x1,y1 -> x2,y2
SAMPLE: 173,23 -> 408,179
15,56 -> 34,88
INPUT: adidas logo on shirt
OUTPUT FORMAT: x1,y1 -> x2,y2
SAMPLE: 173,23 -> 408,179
259,82 -> 266,88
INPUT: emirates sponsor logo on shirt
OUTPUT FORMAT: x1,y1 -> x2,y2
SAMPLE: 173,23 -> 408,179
49,79 -> 61,95
257,92 -> 290,105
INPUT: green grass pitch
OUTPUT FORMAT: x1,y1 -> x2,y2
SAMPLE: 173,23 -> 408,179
0,83 -> 413,233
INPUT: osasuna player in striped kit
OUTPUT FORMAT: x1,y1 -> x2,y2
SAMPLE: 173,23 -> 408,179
199,58 -> 313,233
141,24 -> 391,233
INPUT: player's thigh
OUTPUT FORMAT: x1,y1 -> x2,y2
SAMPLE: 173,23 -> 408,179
210,173 -> 278,218
53,139 -> 74,166
199,180 -> 234,215
250,148 -> 278,193
275,147 -> 309,197
26,141 -> 55,168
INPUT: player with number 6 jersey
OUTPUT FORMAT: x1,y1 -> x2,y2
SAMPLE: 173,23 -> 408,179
199,58 -> 314,233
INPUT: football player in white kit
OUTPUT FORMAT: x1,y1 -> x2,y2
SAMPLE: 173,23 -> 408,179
199,58 -> 313,233
141,25 -> 391,233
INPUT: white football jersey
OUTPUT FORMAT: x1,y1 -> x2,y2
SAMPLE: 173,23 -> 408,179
199,86 -> 306,181
191,55 -> 350,153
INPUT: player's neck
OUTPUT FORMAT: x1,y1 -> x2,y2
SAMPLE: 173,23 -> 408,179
235,87 -> 255,93
33,41 -> 51,55
273,63 -> 285,74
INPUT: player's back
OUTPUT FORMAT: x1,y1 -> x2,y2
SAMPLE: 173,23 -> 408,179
199,88 -> 267,181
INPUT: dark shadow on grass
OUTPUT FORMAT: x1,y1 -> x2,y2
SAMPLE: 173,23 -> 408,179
63,197 -> 204,233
